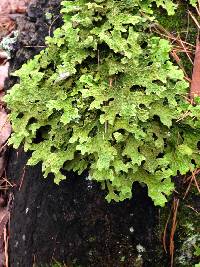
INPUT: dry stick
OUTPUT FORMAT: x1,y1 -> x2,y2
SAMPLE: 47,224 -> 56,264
3,228 -> 8,267
163,209 -> 172,253
185,11 -> 190,42
154,23 -> 195,48
186,204 -> 199,214
19,166 -> 26,191
173,45 -> 194,51
178,36 -> 194,65
32,254 -> 36,267
24,45 -> 46,48
193,173 -> 200,193
176,110 -> 192,122
195,0 -> 200,17
153,23 -> 175,39
48,15 -> 60,37
184,173 -> 194,199
154,30 -> 195,47
189,11 -> 200,30
170,50 -> 186,72
153,28 -> 194,82
153,24 -> 193,82
184,168 -> 200,182
170,198 -> 179,267
198,0 -> 200,14
195,6 -> 200,17
170,50 -> 191,81
183,169 -> 200,199
1,176 -> 15,189
2,169 -> 13,188
156,12 -> 199,267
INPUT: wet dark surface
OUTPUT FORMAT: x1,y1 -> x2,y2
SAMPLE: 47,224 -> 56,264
7,149 -> 161,267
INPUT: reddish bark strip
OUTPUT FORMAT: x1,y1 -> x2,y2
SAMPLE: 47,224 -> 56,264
190,41 -> 200,99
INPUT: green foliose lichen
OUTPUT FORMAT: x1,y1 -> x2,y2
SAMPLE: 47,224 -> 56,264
5,0 -> 200,206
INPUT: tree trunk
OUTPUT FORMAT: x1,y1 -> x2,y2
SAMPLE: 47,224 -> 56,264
6,1 -> 200,267
5,1 -> 160,263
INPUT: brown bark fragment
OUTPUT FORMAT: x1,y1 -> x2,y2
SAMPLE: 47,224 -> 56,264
190,41 -> 200,99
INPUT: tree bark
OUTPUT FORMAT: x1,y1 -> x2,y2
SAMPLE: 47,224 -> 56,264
6,0 -> 165,266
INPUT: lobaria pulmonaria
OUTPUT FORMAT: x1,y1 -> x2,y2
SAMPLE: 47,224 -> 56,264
5,0 -> 200,206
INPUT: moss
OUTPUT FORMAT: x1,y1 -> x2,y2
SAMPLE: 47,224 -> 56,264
175,190 -> 200,266
152,0 -> 200,247
36,261 -> 82,267
157,182 -> 200,267
156,2 -> 190,32
156,1 -> 198,75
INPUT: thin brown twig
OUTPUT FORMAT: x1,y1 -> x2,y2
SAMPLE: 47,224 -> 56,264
198,0 -> 200,14
195,6 -> 200,17
153,22 -> 196,78
183,169 -> 200,183
176,110 -> 192,122
184,175 -> 194,199
178,35 -> 194,65
4,227 -> 8,267
163,209 -> 172,253
183,169 -> 200,199
170,198 -> 179,267
193,173 -> 200,194
0,141 -> 8,152
48,15 -> 60,37
154,23 -> 195,46
173,47 -> 194,52
188,11 -> 200,30
186,204 -> 199,214
19,166 -> 26,191
170,50 -> 190,80
23,45 -> 46,48
1,176 -> 15,188
195,0 -> 200,16
185,10 -> 190,42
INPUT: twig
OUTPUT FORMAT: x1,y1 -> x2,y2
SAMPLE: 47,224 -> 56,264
183,169 -> 200,199
154,30 -> 195,47
170,198 -> 179,267
3,228 -> 8,267
178,35 -> 194,65
163,209 -> 172,253
186,204 -> 199,214
188,11 -> 200,30
184,174 -> 194,199
19,166 -> 26,191
24,45 -> 46,48
195,0 -> 200,17
48,15 -> 60,37
193,173 -> 200,193
176,110 -> 191,122
170,50 -> 190,81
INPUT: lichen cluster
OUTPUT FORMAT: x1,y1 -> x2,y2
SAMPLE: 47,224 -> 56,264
5,0 -> 200,206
